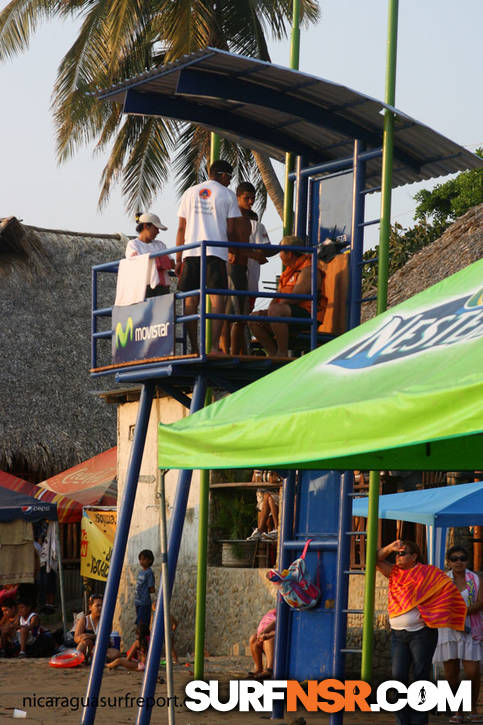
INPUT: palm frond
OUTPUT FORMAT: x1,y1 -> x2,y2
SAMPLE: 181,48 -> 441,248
154,0 -> 214,62
52,2 -> 115,160
217,0 -> 270,58
52,0 -> 158,162
98,115 -> 136,209
222,141 -> 268,218
2,0 -> 320,219
172,124 -> 211,196
94,102 -> 123,152
245,2 -> 271,60
99,115 -> 175,213
299,0 -> 319,27
105,0 -> 140,64
0,0 -> 59,60
172,125 -> 268,216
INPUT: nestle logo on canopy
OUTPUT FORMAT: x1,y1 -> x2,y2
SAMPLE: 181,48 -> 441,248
329,290 -> 483,369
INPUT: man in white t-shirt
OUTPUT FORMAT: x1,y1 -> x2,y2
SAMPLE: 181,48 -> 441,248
175,160 -> 243,354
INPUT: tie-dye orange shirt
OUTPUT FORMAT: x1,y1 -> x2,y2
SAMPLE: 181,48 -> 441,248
388,563 -> 466,631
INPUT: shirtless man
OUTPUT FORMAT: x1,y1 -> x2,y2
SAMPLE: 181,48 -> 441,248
225,183 -> 271,354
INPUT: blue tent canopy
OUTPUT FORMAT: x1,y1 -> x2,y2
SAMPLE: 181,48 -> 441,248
352,481 -> 483,567
0,485 -> 57,522
352,481 -> 483,526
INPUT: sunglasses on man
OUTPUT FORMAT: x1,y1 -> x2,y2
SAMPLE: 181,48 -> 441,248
449,555 -> 467,562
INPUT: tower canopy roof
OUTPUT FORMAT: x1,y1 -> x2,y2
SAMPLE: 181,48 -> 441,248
100,48 -> 483,188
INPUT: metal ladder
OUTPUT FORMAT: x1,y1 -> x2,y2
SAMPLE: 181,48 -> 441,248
271,470 -> 365,724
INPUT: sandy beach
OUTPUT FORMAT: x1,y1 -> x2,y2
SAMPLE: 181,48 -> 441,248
1,655 -> 480,725
0,654 -> 386,724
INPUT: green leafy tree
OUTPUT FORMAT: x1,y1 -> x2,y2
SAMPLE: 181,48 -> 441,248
413,148 -> 483,225
0,0 -> 318,216
362,152 -> 483,292
362,219 -> 447,292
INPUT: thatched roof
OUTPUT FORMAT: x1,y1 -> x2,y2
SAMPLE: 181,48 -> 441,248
0,217 -> 126,482
362,203 -> 483,321
2,204 -> 480,482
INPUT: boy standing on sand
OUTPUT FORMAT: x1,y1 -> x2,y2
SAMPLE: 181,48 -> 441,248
135,550 -> 155,627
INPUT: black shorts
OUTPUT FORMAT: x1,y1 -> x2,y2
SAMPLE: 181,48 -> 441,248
178,256 -> 227,292
145,285 -> 170,298
227,263 -> 249,316
288,304 -> 311,339
290,304 -> 311,321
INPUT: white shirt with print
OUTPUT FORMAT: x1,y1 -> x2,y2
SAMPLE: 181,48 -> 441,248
177,179 -> 241,261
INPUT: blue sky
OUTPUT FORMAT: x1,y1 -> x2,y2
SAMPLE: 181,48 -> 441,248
1,0 -> 481,271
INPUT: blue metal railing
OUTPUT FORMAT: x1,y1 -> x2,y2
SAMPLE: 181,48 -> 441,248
289,143 -> 382,329
90,239 -> 321,372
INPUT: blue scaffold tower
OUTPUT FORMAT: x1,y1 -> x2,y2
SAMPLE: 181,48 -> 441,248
82,49 -> 482,725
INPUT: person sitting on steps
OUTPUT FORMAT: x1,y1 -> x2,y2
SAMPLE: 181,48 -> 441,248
248,607 -> 276,679
247,471 -> 281,541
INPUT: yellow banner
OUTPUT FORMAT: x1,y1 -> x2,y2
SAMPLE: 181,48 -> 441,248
80,507 -> 116,581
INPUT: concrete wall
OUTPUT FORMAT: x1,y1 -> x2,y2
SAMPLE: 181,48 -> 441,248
171,567 -> 278,657
113,394 -> 392,677
172,568 -> 390,677
113,395 -> 201,641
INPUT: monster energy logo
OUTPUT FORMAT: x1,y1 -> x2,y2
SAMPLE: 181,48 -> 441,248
115,318 -> 133,348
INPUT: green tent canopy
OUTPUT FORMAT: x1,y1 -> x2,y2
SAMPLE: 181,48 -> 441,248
158,260 -> 483,471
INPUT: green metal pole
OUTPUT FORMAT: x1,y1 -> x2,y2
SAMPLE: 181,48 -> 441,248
194,388 -> 212,679
283,154 -> 295,236
282,0 -> 301,236
193,131 -> 219,678
207,132 -> 218,348
361,469 -> 381,681
377,0 -> 398,314
361,0 -> 398,683
205,296 -> 212,355
210,132 -> 220,167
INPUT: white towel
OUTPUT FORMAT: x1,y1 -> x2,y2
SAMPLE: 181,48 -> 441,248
114,255 -> 150,306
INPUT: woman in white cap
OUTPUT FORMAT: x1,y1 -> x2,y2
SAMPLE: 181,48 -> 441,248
126,212 -> 174,297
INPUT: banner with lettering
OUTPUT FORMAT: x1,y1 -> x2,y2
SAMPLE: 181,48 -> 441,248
112,294 -> 175,364
158,260 -> 483,471
80,507 -> 117,581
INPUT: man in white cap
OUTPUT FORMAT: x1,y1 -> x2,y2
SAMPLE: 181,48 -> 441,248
126,212 -> 174,297
175,159 -> 243,354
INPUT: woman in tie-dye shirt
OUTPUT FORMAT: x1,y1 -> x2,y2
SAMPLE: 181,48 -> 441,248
377,540 -> 466,725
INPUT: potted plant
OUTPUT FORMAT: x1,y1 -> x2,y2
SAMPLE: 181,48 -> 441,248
211,490 -> 257,567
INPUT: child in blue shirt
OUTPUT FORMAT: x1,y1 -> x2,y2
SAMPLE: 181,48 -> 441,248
135,549 -> 155,627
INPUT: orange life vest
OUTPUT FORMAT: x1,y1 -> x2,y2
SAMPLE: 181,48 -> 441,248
277,255 -> 327,323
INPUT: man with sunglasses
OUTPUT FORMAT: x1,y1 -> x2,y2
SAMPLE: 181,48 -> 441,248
175,159 -> 243,354
377,539 -> 467,725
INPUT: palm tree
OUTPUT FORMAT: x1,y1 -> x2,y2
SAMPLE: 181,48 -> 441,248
0,0 -> 318,217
